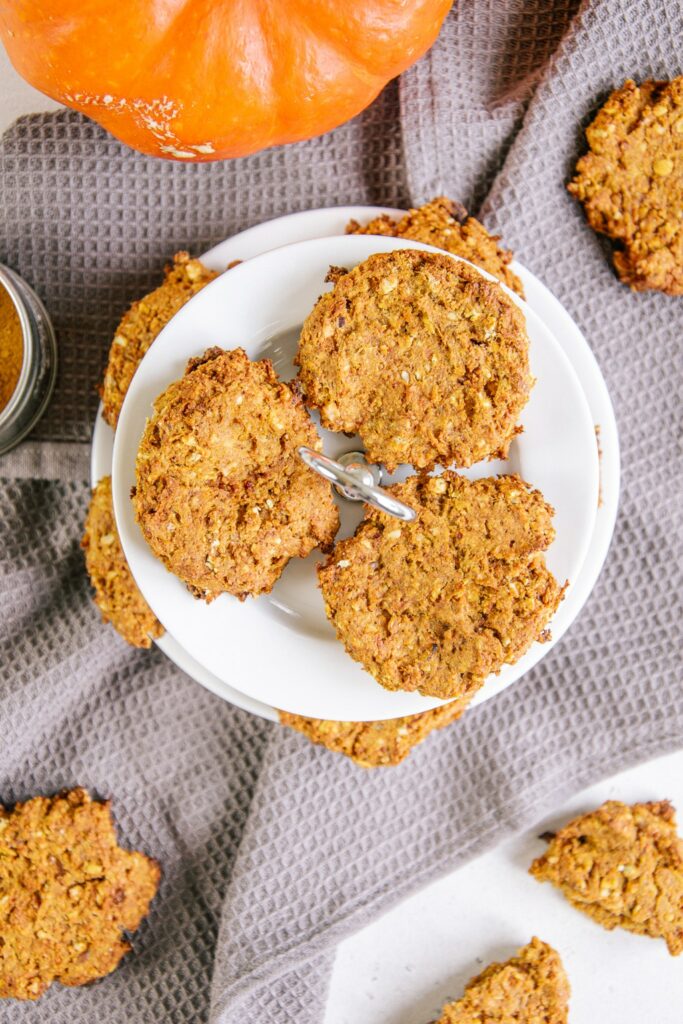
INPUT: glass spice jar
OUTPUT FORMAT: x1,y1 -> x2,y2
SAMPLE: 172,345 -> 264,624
0,265 -> 57,456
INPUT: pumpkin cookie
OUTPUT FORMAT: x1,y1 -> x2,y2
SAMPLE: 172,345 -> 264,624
530,800 -> 683,955
134,347 -> 339,601
297,250 -> 531,472
437,937 -> 570,1024
568,78 -> 683,294
100,252 -> 218,427
0,788 -> 160,1001
347,197 -> 525,297
279,699 -> 465,768
82,476 -> 164,649
318,473 -> 562,700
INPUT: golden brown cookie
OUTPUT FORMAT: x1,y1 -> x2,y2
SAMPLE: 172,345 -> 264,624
82,476 -> 164,649
100,252 -> 218,427
318,473 -> 562,700
134,347 -> 339,601
530,800 -> 683,955
568,78 -> 683,294
296,250 -> 531,473
279,700 -> 465,768
0,788 -> 160,1001
437,937 -> 570,1024
347,197 -> 525,297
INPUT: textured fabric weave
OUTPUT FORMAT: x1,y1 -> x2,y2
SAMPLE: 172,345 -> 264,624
0,2 -> 682,1022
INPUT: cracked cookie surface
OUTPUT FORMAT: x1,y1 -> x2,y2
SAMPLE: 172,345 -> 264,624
0,788 -> 159,1001
297,250 -> 531,473
279,700 -> 465,768
318,473 -> 562,700
437,937 -> 570,1023
530,799 -> 683,954
568,78 -> 683,294
82,476 -> 164,649
100,252 -> 218,427
134,347 -> 339,601
347,197 -> 525,297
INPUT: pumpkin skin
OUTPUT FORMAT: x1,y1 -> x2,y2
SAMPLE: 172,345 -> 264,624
0,0 -> 452,161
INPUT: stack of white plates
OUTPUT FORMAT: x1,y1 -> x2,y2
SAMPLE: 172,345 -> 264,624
91,207 -> 619,724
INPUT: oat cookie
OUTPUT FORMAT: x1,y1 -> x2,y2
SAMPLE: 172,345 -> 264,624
568,78 -> 683,294
279,700 -> 465,768
82,476 -> 164,649
0,788 -> 160,1000
134,347 -> 339,601
297,250 -> 531,472
530,799 -> 683,955
347,197 -> 525,297
437,937 -> 570,1024
318,473 -> 562,700
100,252 -> 218,427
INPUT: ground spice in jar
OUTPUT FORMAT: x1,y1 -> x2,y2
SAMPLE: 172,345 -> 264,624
0,282 -> 23,412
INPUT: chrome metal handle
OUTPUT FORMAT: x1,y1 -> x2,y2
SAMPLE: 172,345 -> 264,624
298,447 -> 416,522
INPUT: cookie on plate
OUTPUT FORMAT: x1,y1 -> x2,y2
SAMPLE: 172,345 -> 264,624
318,473 -> 562,700
134,347 -> 339,601
100,252 -> 218,428
296,250 -> 531,472
82,476 -> 164,649
568,78 -> 683,294
346,197 -> 525,297
0,788 -> 160,1001
437,937 -> 570,1024
530,799 -> 683,955
279,699 -> 465,768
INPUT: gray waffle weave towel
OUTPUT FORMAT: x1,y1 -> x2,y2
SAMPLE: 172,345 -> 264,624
0,2 -> 682,1021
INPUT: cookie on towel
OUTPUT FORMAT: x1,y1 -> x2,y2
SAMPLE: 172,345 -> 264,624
318,473 -> 562,701
279,699 -> 465,768
82,475 -> 164,648
296,250 -> 532,472
530,799 -> 683,955
134,347 -> 339,601
100,251 -> 218,427
347,196 -> 525,297
0,788 -> 160,1000
568,77 -> 683,294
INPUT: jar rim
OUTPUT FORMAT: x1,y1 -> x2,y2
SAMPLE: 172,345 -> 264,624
0,264 -> 57,456
0,264 -> 33,425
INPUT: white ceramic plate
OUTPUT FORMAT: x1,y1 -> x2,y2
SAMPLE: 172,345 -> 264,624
93,206 -> 619,723
111,232 -> 599,721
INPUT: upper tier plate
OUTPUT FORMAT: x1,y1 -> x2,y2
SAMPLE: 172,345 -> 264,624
112,233 -> 599,721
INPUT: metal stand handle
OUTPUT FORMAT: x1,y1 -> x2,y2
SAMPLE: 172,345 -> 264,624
298,447 -> 416,522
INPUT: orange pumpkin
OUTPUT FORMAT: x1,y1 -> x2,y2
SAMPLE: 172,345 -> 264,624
0,0 -> 452,161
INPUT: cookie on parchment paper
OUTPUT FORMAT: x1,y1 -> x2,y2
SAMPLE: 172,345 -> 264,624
436,937 -> 570,1024
530,799 -> 683,955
